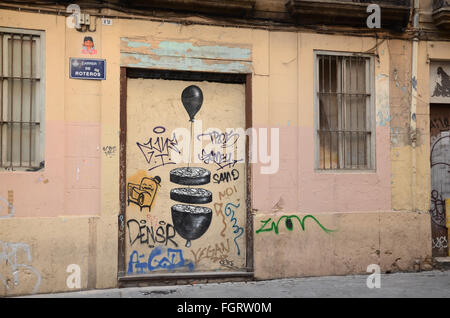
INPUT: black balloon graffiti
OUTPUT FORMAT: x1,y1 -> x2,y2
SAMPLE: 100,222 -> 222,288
181,85 -> 203,122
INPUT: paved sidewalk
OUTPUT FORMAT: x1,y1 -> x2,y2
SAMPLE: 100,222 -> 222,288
20,270 -> 450,298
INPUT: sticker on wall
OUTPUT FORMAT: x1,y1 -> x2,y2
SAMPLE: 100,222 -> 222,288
69,58 -> 106,80
81,36 -> 98,55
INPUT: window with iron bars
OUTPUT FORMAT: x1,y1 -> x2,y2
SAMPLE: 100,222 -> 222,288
316,52 -> 375,170
0,28 -> 45,170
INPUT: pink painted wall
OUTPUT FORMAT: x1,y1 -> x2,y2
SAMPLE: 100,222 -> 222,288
0,121 -> 101,217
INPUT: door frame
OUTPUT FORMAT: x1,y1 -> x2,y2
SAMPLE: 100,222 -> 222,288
117,67 -> 254,286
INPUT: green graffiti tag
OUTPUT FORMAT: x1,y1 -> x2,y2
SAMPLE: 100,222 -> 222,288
255,215 -> 336,235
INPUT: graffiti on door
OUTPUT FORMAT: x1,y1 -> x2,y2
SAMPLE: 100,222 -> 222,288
431,67 -> 450,99
429,104 -> 450,257
255,214 -> 336,235
125,79 -> 247,274
0,241 -> 41,294
169,86 -> 214,248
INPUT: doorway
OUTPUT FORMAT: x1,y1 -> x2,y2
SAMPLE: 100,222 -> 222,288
429,103 -> 449,257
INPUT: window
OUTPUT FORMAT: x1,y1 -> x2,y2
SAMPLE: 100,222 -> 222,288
315,52 -> 374,170
0,28 -> 45,170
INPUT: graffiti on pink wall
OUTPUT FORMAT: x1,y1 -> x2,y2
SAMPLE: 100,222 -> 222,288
255,215 -> 336,235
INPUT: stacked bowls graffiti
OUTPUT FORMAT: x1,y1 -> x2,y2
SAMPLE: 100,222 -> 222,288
170,187 -> 212,204
170,86 -> 212,248
170,167 -> 212,247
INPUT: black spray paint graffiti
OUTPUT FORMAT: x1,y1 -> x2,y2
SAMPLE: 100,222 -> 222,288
102,146 -> 116,158
0,241 -> 41,294
127,246 -> 193,274
432,67 -> 450,98
170,167 -> 211,186
137,126 -> 181,171
430,134 -> 450,170
127,219 -> 178,248
214,186 -> 240,238
0,194 -> 14,219
169,86 -> 213,248
182,85 -> 203,122
212,169 -> 240,184
429,190 -> 446,227
171,204 -> 212,248
190,239 -> 239,270
429,133 -> 449,228
432,236 -> 448,249
127,176 -> 161,212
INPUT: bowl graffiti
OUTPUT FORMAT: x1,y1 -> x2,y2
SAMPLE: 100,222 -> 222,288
171,204 -> 213,247
169,85 -> 214,248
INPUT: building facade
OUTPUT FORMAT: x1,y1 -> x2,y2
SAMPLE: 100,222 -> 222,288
0,0 -> 449,296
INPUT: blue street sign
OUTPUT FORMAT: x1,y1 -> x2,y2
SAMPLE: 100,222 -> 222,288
69,58 -> 106,80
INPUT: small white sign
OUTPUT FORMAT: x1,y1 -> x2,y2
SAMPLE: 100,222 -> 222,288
102,18 -> 113,26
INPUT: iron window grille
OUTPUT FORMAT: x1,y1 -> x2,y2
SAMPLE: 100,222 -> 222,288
0,28 -> 45,170
315,52 -> 375,170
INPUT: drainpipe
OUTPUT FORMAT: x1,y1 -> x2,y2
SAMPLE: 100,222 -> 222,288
410,0 -> 419,212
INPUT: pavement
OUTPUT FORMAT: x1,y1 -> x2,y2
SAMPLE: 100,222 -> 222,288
20,269 -> 450,298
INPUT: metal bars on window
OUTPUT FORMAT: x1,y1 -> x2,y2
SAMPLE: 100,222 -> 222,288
0,31 -> 41,169
317,54 -> 372,170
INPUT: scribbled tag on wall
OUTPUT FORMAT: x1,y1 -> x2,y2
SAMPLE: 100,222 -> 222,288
125,78 -> 247,275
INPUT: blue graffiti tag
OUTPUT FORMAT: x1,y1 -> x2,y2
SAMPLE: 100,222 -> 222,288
224,202 -> 244,256
127,246 -> 194,274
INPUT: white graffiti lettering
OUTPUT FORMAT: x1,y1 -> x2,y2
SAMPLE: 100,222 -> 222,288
0,241 -> 41,294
